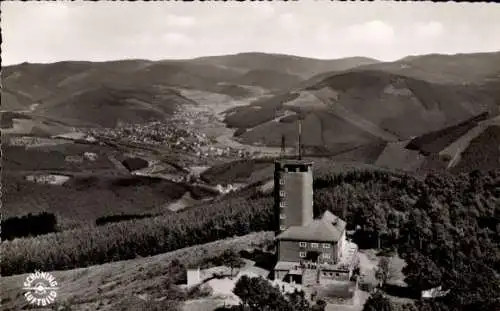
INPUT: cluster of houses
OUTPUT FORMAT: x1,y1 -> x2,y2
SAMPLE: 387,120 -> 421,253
83,120 -> 250,160
84,121 -> 211,152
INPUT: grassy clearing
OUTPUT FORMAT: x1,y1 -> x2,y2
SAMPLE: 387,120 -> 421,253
2,142 -> 118,172
2,139 -> 191,227
2,172 -> 188,227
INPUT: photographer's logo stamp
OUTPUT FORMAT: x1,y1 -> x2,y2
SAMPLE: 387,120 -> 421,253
22,271 -> 59,306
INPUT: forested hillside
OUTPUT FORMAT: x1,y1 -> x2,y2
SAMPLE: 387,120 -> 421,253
2,167 -> 499,309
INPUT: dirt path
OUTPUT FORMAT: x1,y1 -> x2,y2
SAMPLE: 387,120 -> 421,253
164,191 -> 200,212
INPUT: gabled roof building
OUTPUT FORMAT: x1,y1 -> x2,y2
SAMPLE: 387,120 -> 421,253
273,160 -> 359,286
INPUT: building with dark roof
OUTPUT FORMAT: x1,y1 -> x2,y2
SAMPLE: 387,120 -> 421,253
273,160 -> 359,286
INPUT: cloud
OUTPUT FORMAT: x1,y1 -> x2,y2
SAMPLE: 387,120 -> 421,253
279,13 -> 301,30
315,24 -> 333,45
1,2 -> 499,65
254,3 -> 276,19
414,21 -> 444,39
162,33 -> 193,46
345,20 -> 395,46
165,14 -> 196,28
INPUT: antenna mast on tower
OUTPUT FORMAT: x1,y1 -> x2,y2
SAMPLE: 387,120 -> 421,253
281,134 -> 286,158
297,118 -> 302,160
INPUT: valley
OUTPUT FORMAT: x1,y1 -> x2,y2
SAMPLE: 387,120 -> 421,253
2,51 -> 499,231
1,51 -> 500,311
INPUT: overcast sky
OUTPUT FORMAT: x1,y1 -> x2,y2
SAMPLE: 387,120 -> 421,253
2,2 -> 500,65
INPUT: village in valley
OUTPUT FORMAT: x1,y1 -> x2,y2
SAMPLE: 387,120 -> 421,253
82,107 -> 255,162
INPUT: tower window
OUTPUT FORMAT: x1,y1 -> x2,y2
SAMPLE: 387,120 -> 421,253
299,252 -> 306,258
323,253 -> 331,259
322,243 -> 330,248
280,214 -> 286,219
280,225 -> 286,231
279,190 -> 285,197
279,178 -> 285,185
280,201 -> 286,207
311,243 -> 319,248
299,242 -> 307,247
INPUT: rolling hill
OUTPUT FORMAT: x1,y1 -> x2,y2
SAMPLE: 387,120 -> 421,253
0,231 -> 272,311
451,124 -> 500,173
2,60 -> 248,127
2,53 -> 380,129
191,52 -> 380,79
222,52 -> 500,173
199,156 -> 409,188
392,113 -> 500,173
3,51 -> 499,176
2,171 -> 188,228
226,70 -> 499,148
405,112 -> 490,154
350,52 -> 500,84
36,85 -> 198,128
1,139 -> 192,227
229,69 -> 303,91
2,51 -> 500,311
0,112 -> 74,136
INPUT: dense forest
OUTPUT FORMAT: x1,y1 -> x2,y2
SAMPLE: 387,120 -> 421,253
314,170 -> 500,310
2,168 -> 499,310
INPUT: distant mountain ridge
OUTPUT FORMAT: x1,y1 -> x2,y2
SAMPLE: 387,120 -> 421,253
2,51 -> 499,172
350,51 -> 500,84
190,52 -> 381,78
220,51 -> 500,173
2,53 -> 380,127
227,69 -> 499,145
